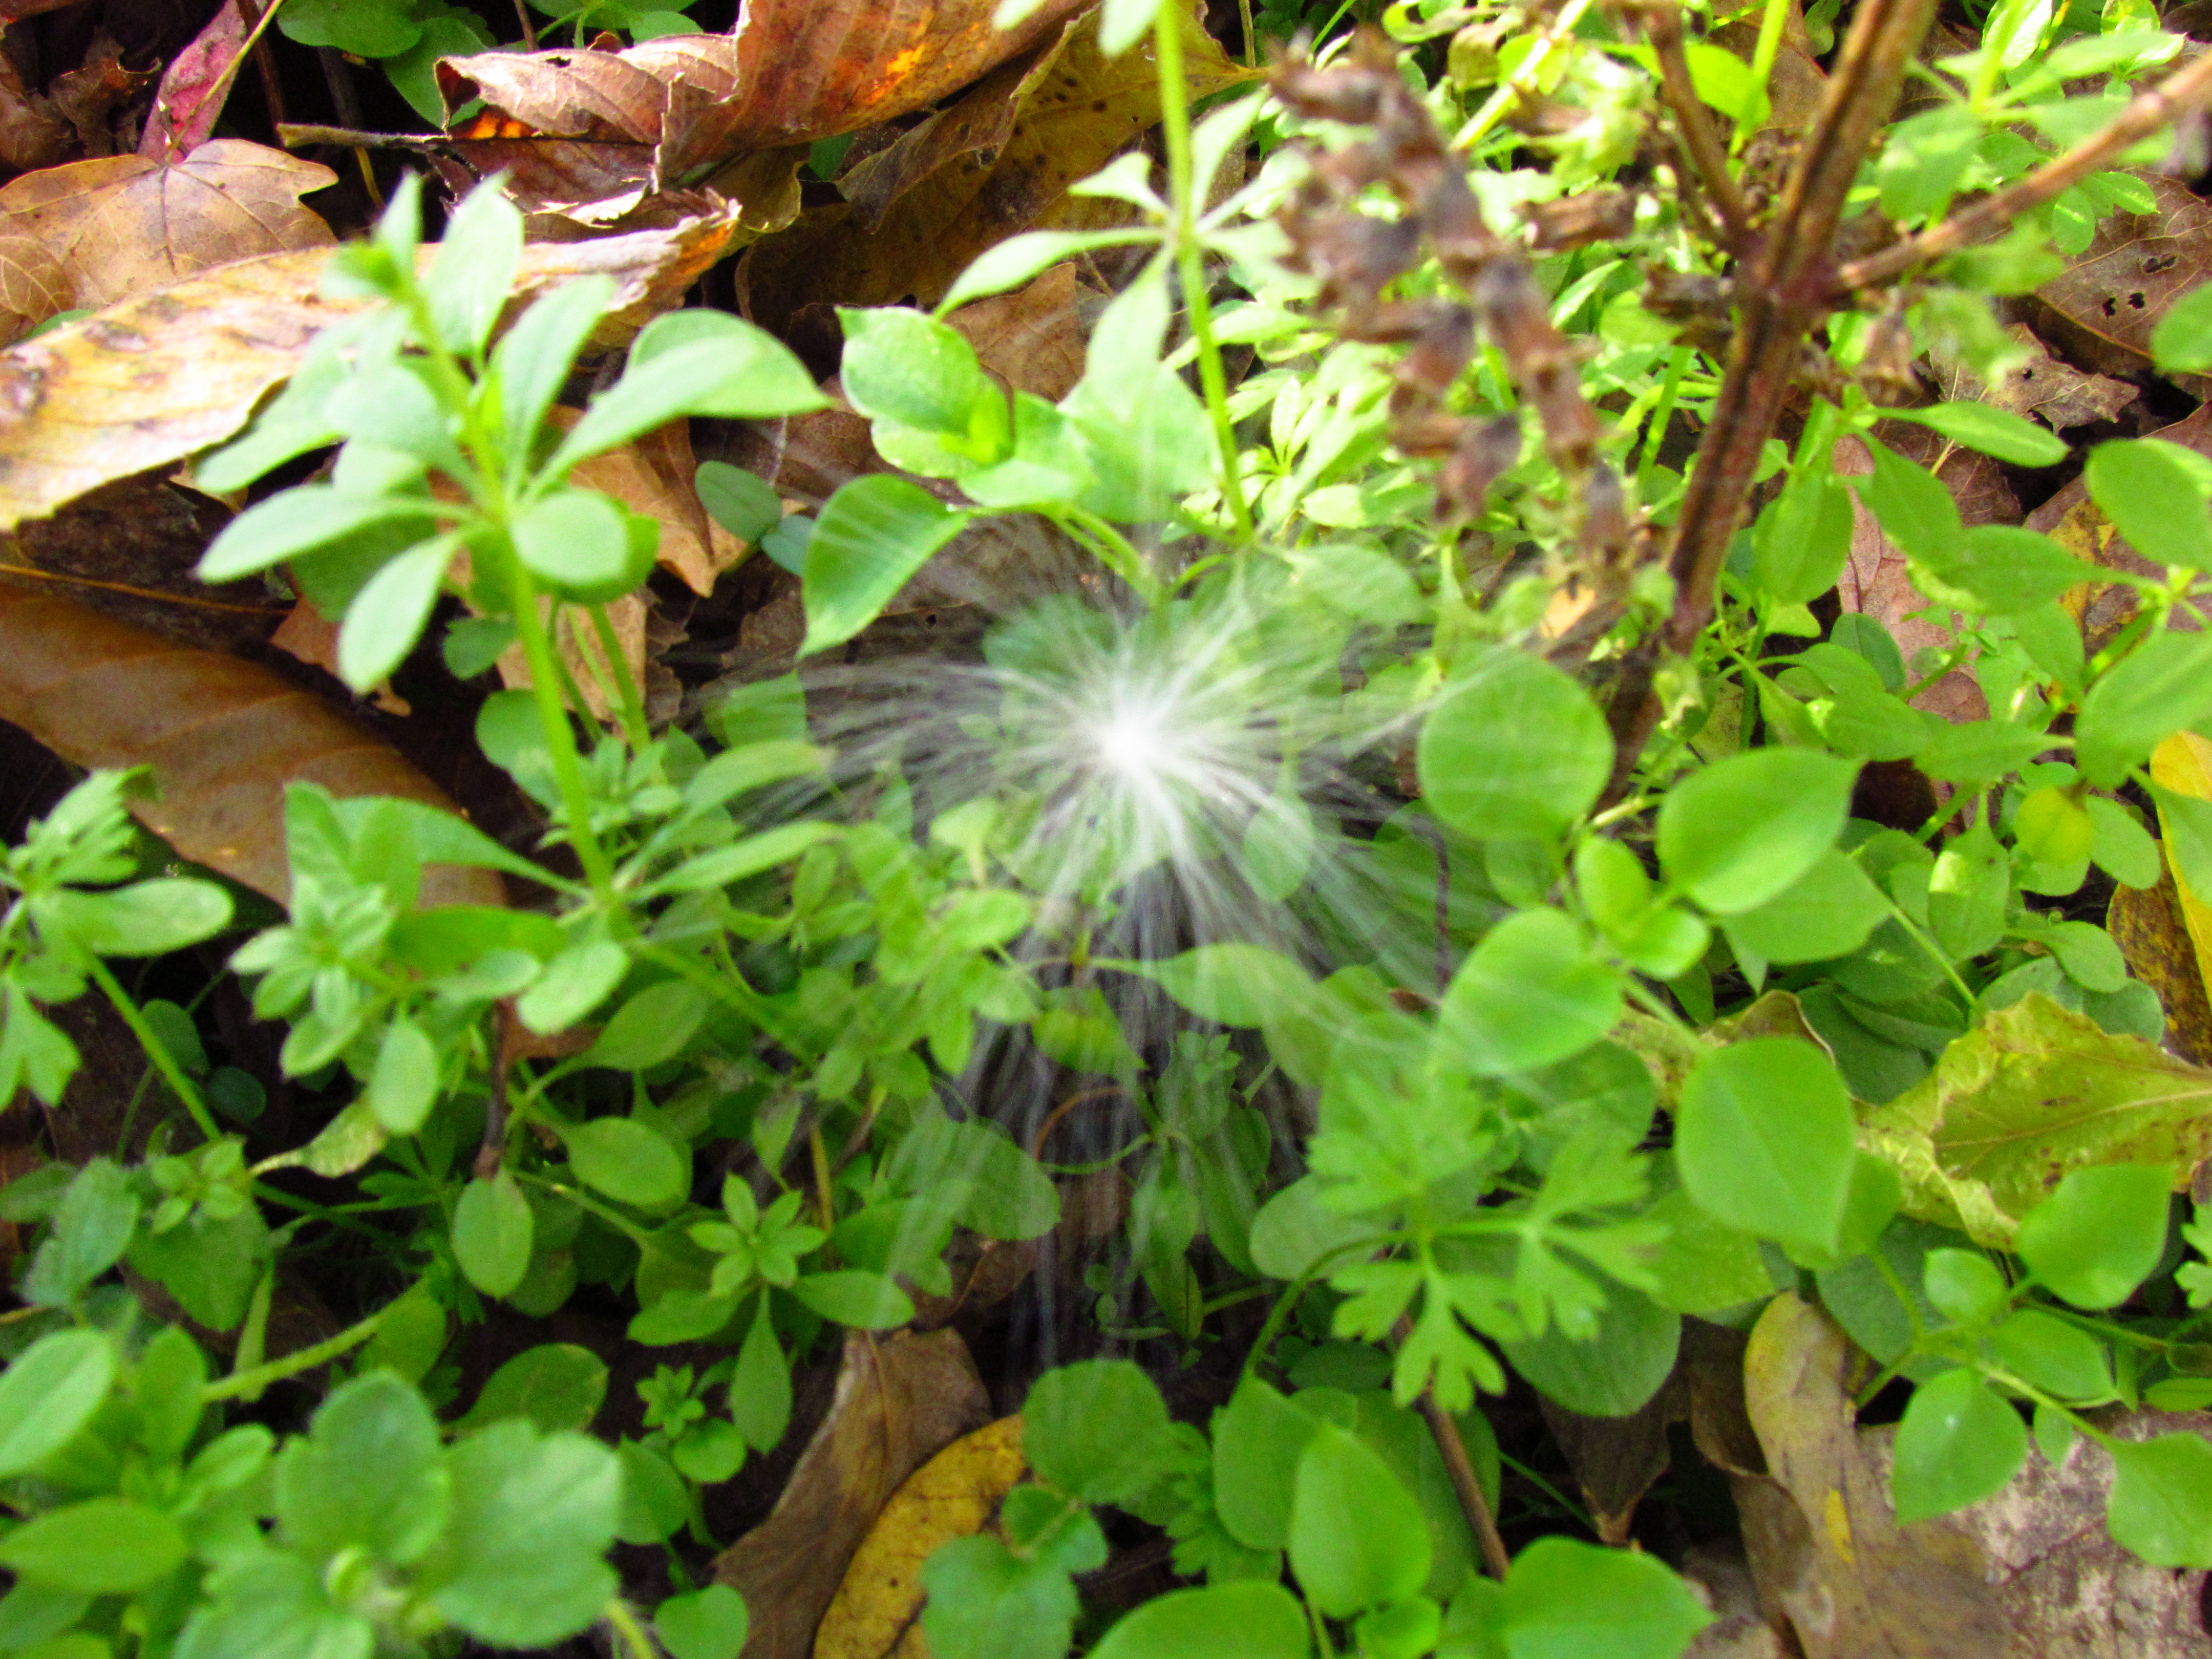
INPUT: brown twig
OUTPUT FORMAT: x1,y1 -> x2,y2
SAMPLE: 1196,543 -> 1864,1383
1838,46 -> 2212,290
0,563 -> 290,615
1604,0 -> 1940,795
1419,1392 -> 1515,1579
1626,0 -> 1755,250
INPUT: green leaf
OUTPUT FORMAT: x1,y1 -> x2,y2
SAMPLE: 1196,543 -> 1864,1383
515,939 -> 629,1033
511,490 -> 648,603
175,1548 -> 369,1659
1288,1421 -> 1430,1617
337,537 -> 454,690
0,1331 -> 114,1478
1088,1583 -> 1310,1659
2107,1432 -> 2212,1566
453,1169 -> 534,1297
197,488 -> 436,583
655,1585 -> 750,1659
428,1421 -> 620,1648
1876,105 -> 1985,221
727,1300 -> 792,1451
1121,944 -> 1312,1029
1891,1368 -> 2027,1523
1438,909 -> 1622,1076
791,1270 -> 913,1328
1417,648 -> 1611,840
2076,631 -> 2212,786
2087,798 -> 2160,888
1676,1038 -> 1857,1253
1024,1360 -> 1178,1505
1211,1378 -> 1324,1551
1721,849 -> 1889,965
838,307 -> 991,436
1855,439 -> 1964,566
565,1117 -> 688,1211
1503,1285 -> 1681,1417
0,1499 -> 187,1593
2085,438 -> 2212,571
276,1371 -> 450,1566
426,182 -> 523,356
1248,1175 -> 1376,1280
549,330 -> 823,474
37,878 -> 230,956
2014,1162 -> 2171,1309
937,228 -> 1153,313
367,1016 -> 439,1134
1989,1308 -> 2111,1400
24,1158 -> 138,1306
279,0 -> 420,56
495,277 -> 616,459
1887,401 -> 2068,467
460,1344 -> 609,1434
1752,472 -> 1854,604
694,461 -> 782,543
1922,1247 -> 2007,1326
800,475 -> 971,655
920,1532 -> 1086,1659
584,981 -> 710,1071
2153,280 -> 2212,374
1496,1536 -> 1713,1659
1658,749 -> 1858,914
1920,525 -> 2097,614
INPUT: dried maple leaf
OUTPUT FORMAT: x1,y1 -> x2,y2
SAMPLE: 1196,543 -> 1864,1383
0,578 -> 503,905
0,139 -> 336,309
0,203 -> 749,533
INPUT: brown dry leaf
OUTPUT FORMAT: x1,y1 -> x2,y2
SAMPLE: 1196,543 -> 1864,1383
740,2 -> 1250,328
2033,172 -> 2212,371
1736,1292 -> 2212,1658
0,140 -> 336,309
945,261 -> 1102,402
49,31 -> 156,159
2107,853 -> 2212,1066
0,579 -> 502,905
436,0 -> 1095,195
813,1415 -> 1028,1659
1939,323 -> 2138,434
268,599 -> 412,716
0,232 -> 70,347
492,591 -> 650,727
0,204 -> 748,535
2027,402 -> 2212,654
0,49 -> 74,174
1834,436 -> 1989,724
714,1328 -> 992,1659
1541,1384 -> 1684,1545
558,411 -> 742,595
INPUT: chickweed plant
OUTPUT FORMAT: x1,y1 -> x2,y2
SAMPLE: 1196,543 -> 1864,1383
11,0 -> 2212,1655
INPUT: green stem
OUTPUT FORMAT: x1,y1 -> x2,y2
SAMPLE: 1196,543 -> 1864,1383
86,956 -> 219,1143
588,604 -> 653,750
1058,508 -> 1163,604
603,1601 -> 657,1659
203,1294 -> 395,1401
1735,0 -> 1791,153
1635,345 -> 1692,490
1154,1 -> 1255,543
503,547 -> 619,898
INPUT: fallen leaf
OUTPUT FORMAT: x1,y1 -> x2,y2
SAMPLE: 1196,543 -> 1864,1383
2107,848 -> 2212,1066
435,0 -> 1096,200
714,1328 -> 992,1659
269,599 -> 410,716
0,49 -> 74,174
139,0 -> 252,162
1737,1292 -> 2212,1658
2033,171 -> 2212,371
0,578 -> 503,905
0,204 -> 748,534
48,32 -> 156,159
1857,992 -> 2212,1247
0,232 -> 70,346
2152,732 -> 2212,1022
739,2 -> 1250,327
1936,323 -> 2138,434
562,412 -> 743,596
945,261 -> 1102,402
0,139 -> 334,309
813,1415 -> 1028,1659
492,591 -> 650,728
1541,1381 -> 1685,1544
1834,435 -> 1989,724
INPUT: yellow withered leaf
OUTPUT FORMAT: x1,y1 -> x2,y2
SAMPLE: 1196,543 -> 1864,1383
2151,731 -> 2212,1011
813,1415 -> 1028,1659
